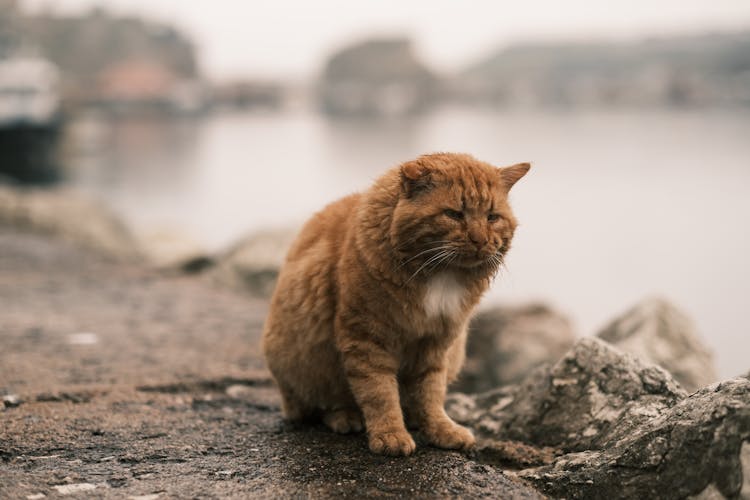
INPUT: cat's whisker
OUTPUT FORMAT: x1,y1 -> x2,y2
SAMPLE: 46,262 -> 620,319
396,244 -> 456,269
397,250 -> 434,269
424,250 -> 452,270
428,250 -> 457,274
394,236 -> 452,252
427,250 -> 459,280
498,255 -> 508,272
424,255 -> 447,275
488,252 -> 508,281
395,239 -> 453,256
448,253 -> 459,267
484,253 -> 500,278
405,250 -> 452,283
394,233 -> 425,252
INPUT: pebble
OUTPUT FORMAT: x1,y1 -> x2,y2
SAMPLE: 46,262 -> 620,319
2,394 -> 22,407
52,483 -> 98,495
28,455 -> 60,460
225,384 -> 253,399
26,494 -> 45,500
67,332 -> 99,345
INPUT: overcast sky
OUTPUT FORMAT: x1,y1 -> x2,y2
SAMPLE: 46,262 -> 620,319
22,0 -> 750,80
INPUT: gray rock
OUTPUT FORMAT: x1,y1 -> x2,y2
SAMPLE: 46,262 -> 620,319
0,185 -> 140,260
743,443 -> 750,499
455,303 -> 576,392
209,228 -> 296,298
447,338 -> 750,499
518,378 -> 750,499
448,338 -> 685,451
691,443 -> 750,499
596,297 -> 717,392
51,483 -> 100,495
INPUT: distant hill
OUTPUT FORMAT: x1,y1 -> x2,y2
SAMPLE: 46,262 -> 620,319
454,31 -> 750,107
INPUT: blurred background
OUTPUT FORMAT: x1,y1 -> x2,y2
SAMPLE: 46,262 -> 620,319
1,0 -> 749,378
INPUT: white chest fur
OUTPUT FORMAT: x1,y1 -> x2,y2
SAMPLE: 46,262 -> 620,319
422,273 -> 466,319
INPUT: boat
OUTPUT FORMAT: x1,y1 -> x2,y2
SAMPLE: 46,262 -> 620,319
0,56 -> 63,183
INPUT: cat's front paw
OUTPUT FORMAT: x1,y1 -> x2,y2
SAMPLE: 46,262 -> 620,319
423,420 -> 475,450
369,429 -> 416,456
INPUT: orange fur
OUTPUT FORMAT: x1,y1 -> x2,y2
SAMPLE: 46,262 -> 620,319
262,153 -> 530,456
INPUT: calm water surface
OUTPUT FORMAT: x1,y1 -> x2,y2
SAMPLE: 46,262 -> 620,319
63,107 -> 750,379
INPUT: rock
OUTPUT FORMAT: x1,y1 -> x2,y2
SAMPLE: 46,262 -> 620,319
209,228 -> 296,298
225,384 -> 254,399
518,378 -> 750,499
455,303 -> 576,392
66,332 -> 99,346
743,443 -> 750,498
51,483 -> 99,495
0,184 -> 140,260
691,442 -> 750,499
448,338 -> 685,451
596,297 -> 717,392
474,440 -> 557,468
132,228 -> 209,270
3,394 -> 22,408
447,338 -> 750,499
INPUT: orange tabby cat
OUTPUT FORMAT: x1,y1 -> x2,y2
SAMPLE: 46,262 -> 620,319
262,153 -> 529,456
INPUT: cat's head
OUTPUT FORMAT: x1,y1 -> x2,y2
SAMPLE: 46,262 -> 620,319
390,153 -> 529,275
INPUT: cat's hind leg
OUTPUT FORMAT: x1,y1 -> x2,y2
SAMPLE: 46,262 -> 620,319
277,381 -> 312,422
322,407 -> 364,434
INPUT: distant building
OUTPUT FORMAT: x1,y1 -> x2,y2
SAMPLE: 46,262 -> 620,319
98,60 -> 176,104
18,7 -> 201,111
93,59 -> 206,115
211,80 -> 285,111
452,31 -> 750,108
319,38 -> 438,117
0,0 -> 21,58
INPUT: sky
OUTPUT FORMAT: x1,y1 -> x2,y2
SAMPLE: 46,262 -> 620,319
21,0 -> 750,80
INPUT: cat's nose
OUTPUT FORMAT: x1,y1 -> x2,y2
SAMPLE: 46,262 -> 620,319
468,228 -> 487,247
470,238 -> 488,252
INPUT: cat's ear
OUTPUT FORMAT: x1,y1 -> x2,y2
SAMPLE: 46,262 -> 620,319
400,160 -> 433,198
498,162 -> 531,191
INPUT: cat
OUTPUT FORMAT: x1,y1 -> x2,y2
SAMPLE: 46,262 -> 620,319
262,152 -> 529,456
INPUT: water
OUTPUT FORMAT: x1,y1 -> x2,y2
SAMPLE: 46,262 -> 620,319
62,106 -> 750,379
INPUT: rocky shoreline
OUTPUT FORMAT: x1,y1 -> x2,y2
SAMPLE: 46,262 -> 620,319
1,185 -> 748,498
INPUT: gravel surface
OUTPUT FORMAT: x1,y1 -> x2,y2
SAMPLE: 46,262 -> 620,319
0,229 -> 542,498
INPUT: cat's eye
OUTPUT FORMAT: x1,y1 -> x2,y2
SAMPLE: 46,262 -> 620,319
444,209 -> 464,221
488,213 -> 501,222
